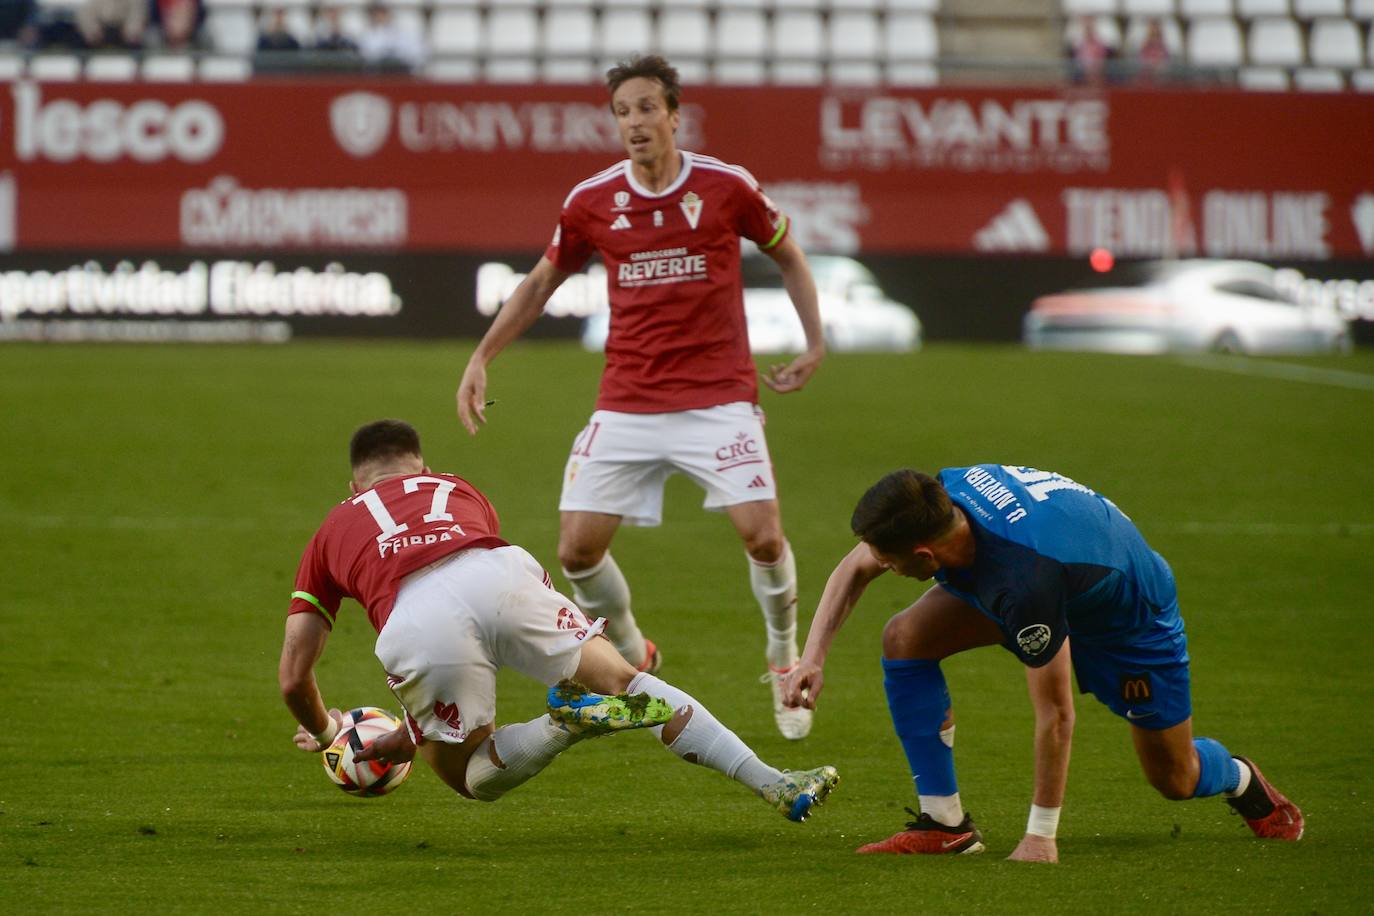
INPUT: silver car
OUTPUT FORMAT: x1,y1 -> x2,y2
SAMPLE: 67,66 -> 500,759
582,255 -> 921,354
1024,259 -> 1351,355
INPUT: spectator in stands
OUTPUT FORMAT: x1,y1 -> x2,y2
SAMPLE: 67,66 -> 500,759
1134,18 -> 1171,84
1067,15 -> 1114,85
76,0 -> 146,48
0,0 -> 39,46
314,5 -> 357,53
149,0 -> 202,49
256,6 -> 300,52
356,2 -> 425,72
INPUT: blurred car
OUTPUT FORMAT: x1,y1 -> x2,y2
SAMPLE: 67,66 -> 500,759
582,255 -> 921,353
1024,259 -> 1351,355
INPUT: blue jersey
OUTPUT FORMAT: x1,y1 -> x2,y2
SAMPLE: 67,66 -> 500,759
934,465 -> 1182,669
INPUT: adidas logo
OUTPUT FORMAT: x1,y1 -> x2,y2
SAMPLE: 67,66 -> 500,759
610,214 -> 631,231
747,475 -> 768,489
973,199 -> 1049,253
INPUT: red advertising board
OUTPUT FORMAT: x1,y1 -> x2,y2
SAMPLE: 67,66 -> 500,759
2,79 -> 1371,260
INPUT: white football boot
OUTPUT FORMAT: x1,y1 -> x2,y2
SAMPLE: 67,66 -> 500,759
761,666 -> 813,740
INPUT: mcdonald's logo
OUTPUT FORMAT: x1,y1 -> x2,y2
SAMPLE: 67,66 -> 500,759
1119,674 -> 1153,703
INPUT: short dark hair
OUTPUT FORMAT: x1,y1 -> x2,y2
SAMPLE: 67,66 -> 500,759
349,419 -> 421,469
850,469 -> 954,552
605,55 -> 681,111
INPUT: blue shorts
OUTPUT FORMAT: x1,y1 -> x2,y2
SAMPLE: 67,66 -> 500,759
1069,603 -> 1192,730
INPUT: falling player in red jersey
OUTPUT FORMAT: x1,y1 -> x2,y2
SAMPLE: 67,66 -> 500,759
278,419 -> 840,819
456,55 -> 825,740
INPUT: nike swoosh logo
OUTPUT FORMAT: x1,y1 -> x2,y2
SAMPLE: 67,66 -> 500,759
1125,709 -> 1157,720
941,834 -> 973,849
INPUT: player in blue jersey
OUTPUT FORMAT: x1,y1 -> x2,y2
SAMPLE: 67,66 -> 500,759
782,465 -> 1303,862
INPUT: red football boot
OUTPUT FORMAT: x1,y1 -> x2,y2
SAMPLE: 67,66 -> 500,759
1227,757 -> 1304,841
857,808 -> 986,855
634,638 -> 661,674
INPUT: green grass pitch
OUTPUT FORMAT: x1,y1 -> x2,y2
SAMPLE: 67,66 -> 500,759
2,341 -> 1372,913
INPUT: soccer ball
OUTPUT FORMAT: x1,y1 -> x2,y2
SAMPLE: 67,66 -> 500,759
321,706 -> 413,797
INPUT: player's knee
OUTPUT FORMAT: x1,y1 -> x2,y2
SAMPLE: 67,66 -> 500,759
880,613 -> 926,659
425,739 -> 489,801
743,531 -> 785,565
558,542 -> 606,575
1146,768 -> 1196,801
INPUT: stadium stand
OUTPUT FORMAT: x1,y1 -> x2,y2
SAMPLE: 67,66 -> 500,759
1123,13 -> 1183,55
1,0 -> 1370,91
1237,0 -> 1291,14
1247,15 -> 1304,64
84,51 -> 138,78
1186,15 -> 1245,67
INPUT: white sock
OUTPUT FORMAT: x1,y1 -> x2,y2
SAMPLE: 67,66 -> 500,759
629,672 -> 783,794
563,553 -> 645,666
918,726 -> 963,825
1224,757 -> 1253,797
464,715 -> 579,802
919,793 -> 965,827
749,542 -> 798,670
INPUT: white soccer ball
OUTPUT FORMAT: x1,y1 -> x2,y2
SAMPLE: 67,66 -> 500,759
321,706 -> 412,797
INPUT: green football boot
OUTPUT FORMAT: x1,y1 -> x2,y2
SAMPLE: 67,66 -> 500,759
547,678 -> 675,736
761,766 -> 841,822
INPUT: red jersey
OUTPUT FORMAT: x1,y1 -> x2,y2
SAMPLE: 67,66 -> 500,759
545,151 -> 790,414
288,472 -> 508,633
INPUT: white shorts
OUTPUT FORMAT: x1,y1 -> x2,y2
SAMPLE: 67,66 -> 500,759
558,401 -> 778,527
373,546 -> 605,745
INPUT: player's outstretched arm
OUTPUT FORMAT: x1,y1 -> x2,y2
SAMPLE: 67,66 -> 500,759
1008,640 -> 1075,863
457,256 -> 571,434
784,542 -> 886,710
279,613 -> 339,751
760,235 -> 825,394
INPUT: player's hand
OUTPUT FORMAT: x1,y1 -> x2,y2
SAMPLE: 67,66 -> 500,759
762,346 -> 824,394
353,725 -> 417,765
781,659 -> 824,709
293,708 -> 344,752
1007,833 -> 1059,864
456,361 -> 489,435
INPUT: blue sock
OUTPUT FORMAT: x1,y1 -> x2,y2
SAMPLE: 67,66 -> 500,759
1192,737 -> 1241,797
882,657 -> 957,797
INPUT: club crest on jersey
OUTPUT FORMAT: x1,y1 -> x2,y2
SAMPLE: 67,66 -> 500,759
433,700 -> 463,733
680,191 -> 703,230
613,190 -> 631,211
1016,624 -> 1052,656
555,606 -> 590,640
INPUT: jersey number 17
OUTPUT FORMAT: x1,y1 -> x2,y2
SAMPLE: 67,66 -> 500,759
352,476 -> 466,544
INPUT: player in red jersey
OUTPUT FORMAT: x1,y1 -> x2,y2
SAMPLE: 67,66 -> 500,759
278,419 -> 840,819
456,55 -> 825,740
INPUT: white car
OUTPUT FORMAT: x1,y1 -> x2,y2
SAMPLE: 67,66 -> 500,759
581,255 -> 921,353
1024,259 -> 1351,355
